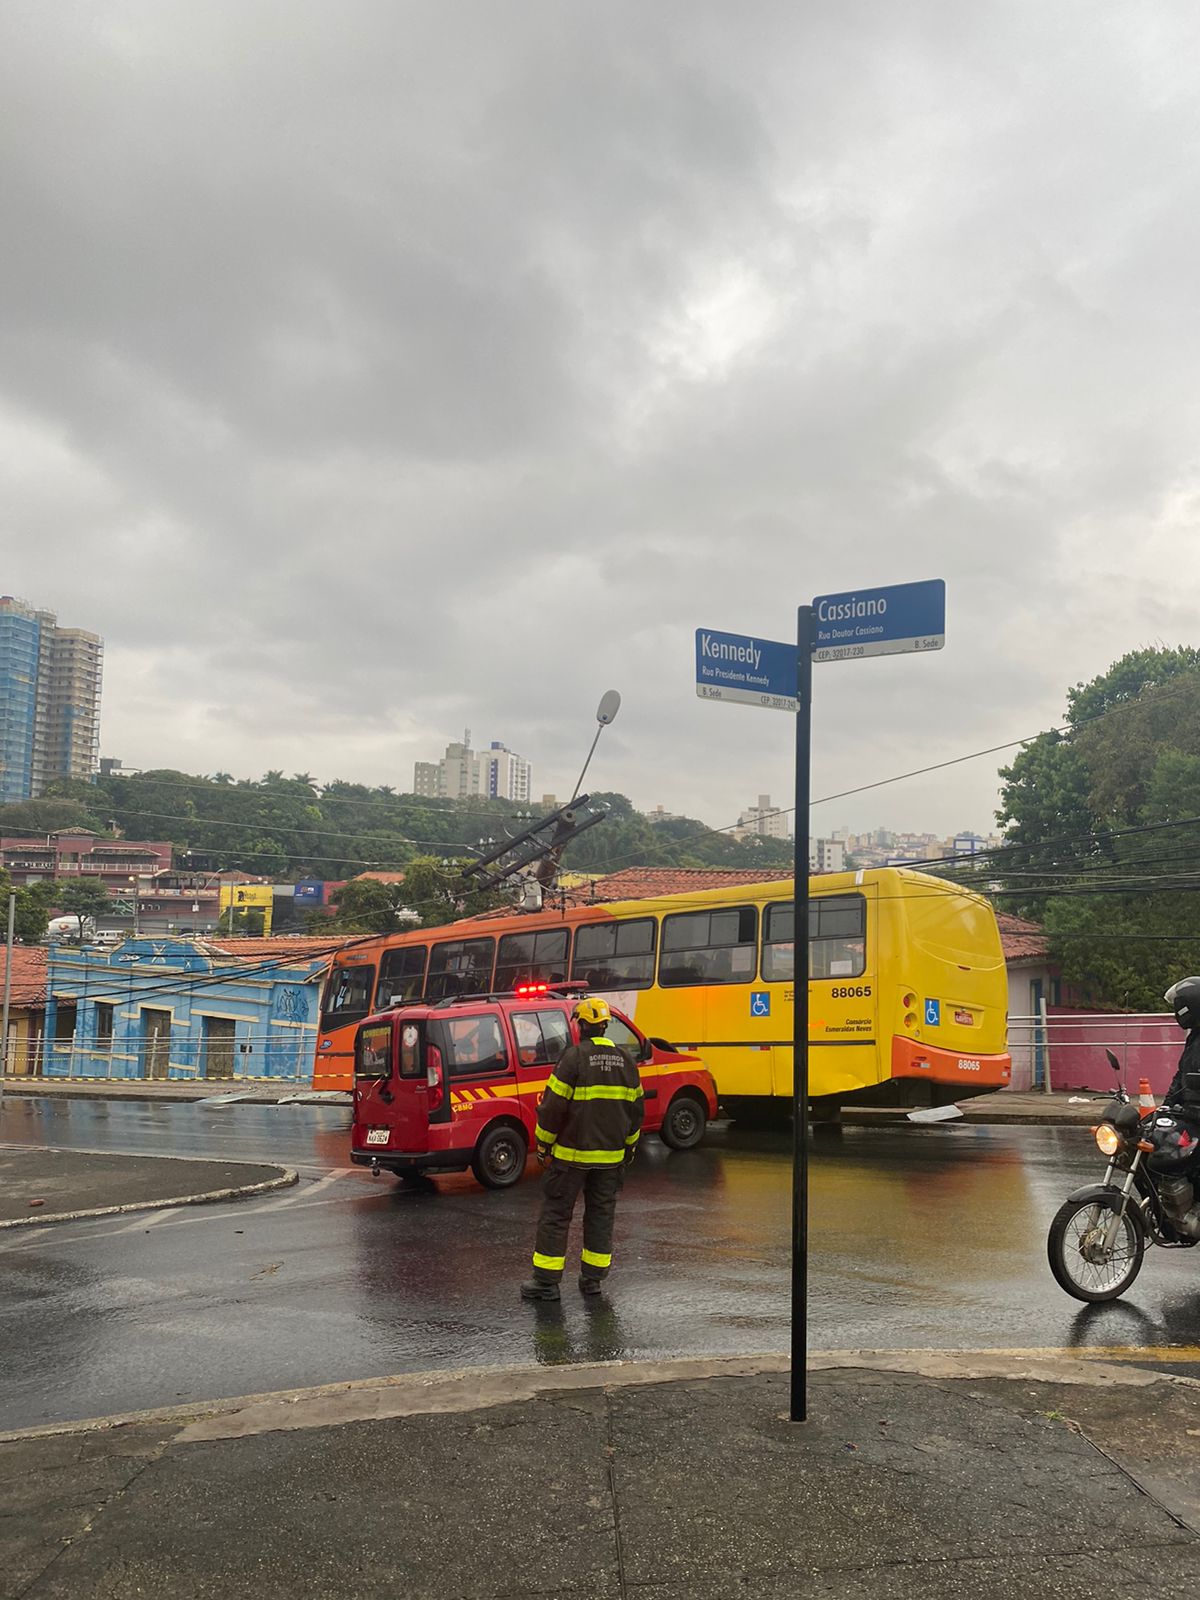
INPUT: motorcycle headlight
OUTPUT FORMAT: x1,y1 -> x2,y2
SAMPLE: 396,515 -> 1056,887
1095,1124 -> 1122,1156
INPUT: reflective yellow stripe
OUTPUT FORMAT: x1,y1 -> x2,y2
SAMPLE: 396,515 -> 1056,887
545,1075 -> 575,1100
581,1248 -> 612,1268
625,1130 -> 641,1146
533,1123 -> 555,1145
532,1252 -> 565,1271
570,1084 -> 643,1102
552,1145 -> 625,1165
593,1038 -> 615,1048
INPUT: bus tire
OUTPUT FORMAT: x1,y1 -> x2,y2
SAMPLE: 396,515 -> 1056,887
660,1091 -> 707,1151
472,1122 -> 529,1189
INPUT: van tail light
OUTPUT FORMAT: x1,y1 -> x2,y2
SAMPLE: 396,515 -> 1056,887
426,1044 -> 445,1113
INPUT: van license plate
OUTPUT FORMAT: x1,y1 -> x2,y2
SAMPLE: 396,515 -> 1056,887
366,1128 -> 390,1146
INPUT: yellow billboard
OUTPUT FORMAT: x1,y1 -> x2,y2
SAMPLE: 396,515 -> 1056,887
218,883 -> 274,936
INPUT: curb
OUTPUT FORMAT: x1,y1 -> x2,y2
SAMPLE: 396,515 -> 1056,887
3,1345 -> 1195,1446
0,1164 -> 298,1230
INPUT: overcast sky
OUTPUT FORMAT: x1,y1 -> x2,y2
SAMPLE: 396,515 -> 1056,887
3,2 -> 1198,839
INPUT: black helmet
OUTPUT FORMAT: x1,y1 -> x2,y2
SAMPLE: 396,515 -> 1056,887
1165,977 -> 1200,1031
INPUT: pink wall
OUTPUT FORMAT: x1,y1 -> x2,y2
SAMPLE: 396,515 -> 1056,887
1046,1008 -> 1183,1095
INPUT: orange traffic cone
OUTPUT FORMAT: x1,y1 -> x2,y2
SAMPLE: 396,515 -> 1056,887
1138,1077 -> 1156,1114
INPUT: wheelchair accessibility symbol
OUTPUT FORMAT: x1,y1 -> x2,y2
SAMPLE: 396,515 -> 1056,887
750,991 -> 771,1017
924,998 -> 941,1026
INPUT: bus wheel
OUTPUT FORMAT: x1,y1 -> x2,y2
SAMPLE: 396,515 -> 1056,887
660,1093 -> 707,1151
472,1123 -> 529,1189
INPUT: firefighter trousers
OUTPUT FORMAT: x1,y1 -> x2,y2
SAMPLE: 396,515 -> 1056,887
532,1161 -> 624,1282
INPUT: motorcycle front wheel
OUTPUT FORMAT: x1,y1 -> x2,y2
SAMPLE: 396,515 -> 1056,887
1047,1193 -> 1146,1303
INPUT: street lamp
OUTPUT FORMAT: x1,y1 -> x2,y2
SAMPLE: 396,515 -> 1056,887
569,689 -> 622,803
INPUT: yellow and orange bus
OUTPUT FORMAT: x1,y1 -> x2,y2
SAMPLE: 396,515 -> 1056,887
314,867 -> 1011,1113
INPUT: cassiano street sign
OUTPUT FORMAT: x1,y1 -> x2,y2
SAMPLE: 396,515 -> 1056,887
695,628 -> 798,713
811,578 -> 945,663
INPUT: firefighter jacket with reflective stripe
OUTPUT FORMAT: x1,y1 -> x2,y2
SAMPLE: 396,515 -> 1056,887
534,1036 -> 645,1165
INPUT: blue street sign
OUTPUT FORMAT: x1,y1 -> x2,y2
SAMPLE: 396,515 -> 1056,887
925,998 -> 941,1026
811,578 -> 945,664
751,991 -> 771,1017
696,628 -> 797,713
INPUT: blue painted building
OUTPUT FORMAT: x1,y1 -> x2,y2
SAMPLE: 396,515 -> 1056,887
42,937 -> 336,1083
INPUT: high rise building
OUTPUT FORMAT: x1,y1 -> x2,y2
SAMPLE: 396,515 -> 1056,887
413,732 -> 532,803
0,598 -> 103,804
733,794 -> 791,841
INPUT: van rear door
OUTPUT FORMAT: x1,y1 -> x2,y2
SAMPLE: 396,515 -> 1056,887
354,1018 -> 430,1153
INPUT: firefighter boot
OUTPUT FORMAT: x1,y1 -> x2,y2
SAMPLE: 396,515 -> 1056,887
578,1275 -> 602,1297
520,1279 -> 561,1302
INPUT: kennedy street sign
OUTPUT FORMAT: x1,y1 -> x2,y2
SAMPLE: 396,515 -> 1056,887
811,578 -> 945,663
695,628 -> 797,712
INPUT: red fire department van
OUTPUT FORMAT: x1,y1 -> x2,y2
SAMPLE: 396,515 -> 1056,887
350,983 -> 719,1188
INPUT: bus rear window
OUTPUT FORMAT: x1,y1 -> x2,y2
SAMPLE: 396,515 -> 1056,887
571,919 -> 656,989
322,965 -> 376,1028
659,907 -> 758,986
375,945 -> 427,1008
495,928 -> 569,992
762,896 -> 866,981
426,938 -> 495,1000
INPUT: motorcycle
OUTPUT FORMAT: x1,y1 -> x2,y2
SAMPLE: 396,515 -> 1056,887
1047,1049 -> 1200,1302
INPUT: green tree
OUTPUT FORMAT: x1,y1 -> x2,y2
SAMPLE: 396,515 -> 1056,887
327,878 -> 417,935
397,856 -> 509,928
0,872 -> 57,944
991,651 -> 1200,1005
53,879 -> 112,940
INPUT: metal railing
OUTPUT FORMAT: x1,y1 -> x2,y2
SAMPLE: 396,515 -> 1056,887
2,1032 -> 316,1086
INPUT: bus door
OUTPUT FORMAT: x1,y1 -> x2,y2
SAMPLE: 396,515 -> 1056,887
764,888 -> 878,1098
318,962 -> 378,1090
801,885 -> 878,1098
508,1006 -> 573,1130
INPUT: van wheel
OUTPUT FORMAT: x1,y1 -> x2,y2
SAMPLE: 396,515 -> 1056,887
660,1093 -> 707,1150
472,1123 -> 529,1189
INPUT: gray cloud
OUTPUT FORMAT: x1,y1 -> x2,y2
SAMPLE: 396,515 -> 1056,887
3,0 -> 1199,836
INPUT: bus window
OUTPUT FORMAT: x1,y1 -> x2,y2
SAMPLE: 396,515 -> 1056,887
512,1010 -> 571,1067
434,1013 -> 509,1076
321,964 -> 376,1030
659,907 -> 758,987
426,938 -> 495,1000
495,928 -> 570,992
375,945 -> 427,1008
571,918 -> 656,990
762,896 -> 866,982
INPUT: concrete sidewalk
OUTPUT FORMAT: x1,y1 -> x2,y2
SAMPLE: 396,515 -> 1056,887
2,1350 -> 1198,1599
0,1145 -> 295,1226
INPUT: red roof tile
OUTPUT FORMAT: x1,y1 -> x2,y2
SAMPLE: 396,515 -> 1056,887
202,936 -> 361,965
571,867 -> 791,905
352,871 -> 407,885
996,913 -> 1050,961
0,946 -> 47,1008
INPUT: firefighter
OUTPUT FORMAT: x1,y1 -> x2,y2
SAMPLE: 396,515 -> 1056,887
521,997 -> 644,1301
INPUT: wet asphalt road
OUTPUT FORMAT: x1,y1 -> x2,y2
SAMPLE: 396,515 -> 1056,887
3,1096 -> 1200,1432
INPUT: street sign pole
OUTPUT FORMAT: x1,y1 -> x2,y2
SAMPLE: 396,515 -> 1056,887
696,578 -> 945,1429
791,606 -> 815,1424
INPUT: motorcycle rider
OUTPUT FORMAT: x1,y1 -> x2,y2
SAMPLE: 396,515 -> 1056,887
1163,977 -> 1200,1112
